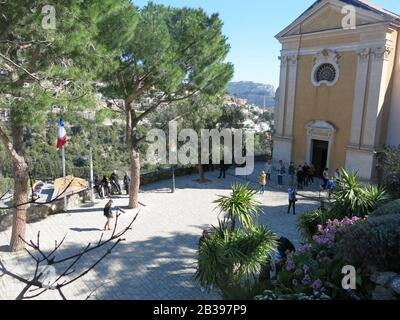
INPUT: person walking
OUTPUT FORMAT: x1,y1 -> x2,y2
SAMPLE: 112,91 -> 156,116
103,200 -> 114,231
322,168 -> 330,190
218,159 -> 227,179
277,160 -> 286,186
326,176 -> 335,199
287,186 -> 297,215
123,172 -> 131,195
110,170 -> 122,195
265,160 -> 272,181
302,163 -> 309,187
94,175 -> 104,199
259,171 -> 267,194
288,162 -> 295,186
296,165 -> 304,190
101,175 -> 111,198
308,164 -> 316,184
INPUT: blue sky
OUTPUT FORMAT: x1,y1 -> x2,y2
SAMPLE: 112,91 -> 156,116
133,0 -> 400,88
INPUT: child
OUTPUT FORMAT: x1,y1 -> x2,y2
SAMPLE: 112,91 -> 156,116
259,171 -> 267,194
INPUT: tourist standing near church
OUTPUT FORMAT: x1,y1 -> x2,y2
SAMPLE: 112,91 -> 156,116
123,172 -> 131,195
288,162 -> 295,186
259,171 -> 267,194
265,160 -> 272,181
277,160 -> 286,186
287,186 -> 297,215
297,165 -> 304,190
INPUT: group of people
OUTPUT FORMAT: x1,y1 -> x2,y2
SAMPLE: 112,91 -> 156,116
259,160 -> 340,215
94,170 -> 131,199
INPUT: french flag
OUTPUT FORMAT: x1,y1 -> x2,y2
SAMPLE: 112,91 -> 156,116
56,119 -> 68,149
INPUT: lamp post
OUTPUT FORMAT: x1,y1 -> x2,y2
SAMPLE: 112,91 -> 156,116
170,142 -> 177,193
89,146 -> 94,203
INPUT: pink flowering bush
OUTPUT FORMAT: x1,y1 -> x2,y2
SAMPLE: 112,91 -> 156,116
270,216 -> 364,299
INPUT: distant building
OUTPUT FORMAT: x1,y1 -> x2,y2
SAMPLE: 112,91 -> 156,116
273,0 -> 400,180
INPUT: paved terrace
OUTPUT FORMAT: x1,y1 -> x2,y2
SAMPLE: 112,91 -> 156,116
0,163 -> 322,300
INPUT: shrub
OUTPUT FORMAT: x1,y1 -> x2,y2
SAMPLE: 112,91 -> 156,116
335,214 -> 400,273
371,199 -> 400,217
196,225 -> 278,299
378,146 -> 400,198
297,209 -> 328,240
330,169 -> 389,218
269,217 -> 364,300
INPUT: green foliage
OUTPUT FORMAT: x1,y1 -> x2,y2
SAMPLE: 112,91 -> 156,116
0,175 -> 13,195
196,225 -> 278,299
335,214 -> 400,274
378,146 -> 400,198
330,169 -> 389,218
218,105 -> 246,129
371,199 -> 400,217
214,184 -> 261,232
297,209 -> 328,241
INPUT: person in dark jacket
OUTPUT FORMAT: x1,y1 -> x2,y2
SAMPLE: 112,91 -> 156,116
287,187 -> 297,215
103,200 -> 114,231
218,160 -> 227,179
101,175 -> 111,198
94,175 -> 104,199
123,172 -> 131,195
296,165 -> 304,190
110,170 -> 122,195
288,162 -> 296,186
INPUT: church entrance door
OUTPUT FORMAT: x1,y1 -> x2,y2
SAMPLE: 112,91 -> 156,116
312,139 -> 328,177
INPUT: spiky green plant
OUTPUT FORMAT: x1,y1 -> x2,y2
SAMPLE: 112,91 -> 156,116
331,169 -> 388,218
196,225 -> 278,298
214,184 -> 261,232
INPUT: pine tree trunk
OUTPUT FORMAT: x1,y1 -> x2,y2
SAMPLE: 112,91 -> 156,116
9,124 -> 29,252
126,100 -> 140,209
129,147 -> 140,209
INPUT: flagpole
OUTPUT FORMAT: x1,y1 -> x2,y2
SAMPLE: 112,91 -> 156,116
62,145 -> 67,211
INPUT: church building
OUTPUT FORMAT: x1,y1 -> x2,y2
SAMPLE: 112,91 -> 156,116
272,0 -> 400,180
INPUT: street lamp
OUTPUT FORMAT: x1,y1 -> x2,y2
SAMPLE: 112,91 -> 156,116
170,142 -> 177,193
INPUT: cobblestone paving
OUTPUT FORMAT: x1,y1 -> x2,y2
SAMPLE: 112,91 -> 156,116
0,163 -> 321,300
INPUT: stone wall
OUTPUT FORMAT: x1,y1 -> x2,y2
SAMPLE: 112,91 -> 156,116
0,190 -> 89,232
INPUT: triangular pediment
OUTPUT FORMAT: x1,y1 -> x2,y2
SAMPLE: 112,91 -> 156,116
276,0 -> 399,39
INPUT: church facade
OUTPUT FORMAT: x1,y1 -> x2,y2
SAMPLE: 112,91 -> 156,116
272,0 -> 400,180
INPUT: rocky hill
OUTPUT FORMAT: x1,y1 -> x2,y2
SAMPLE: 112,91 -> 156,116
227,81 -> 275,108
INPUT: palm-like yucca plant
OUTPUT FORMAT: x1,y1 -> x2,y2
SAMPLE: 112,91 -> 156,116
195,225 -> 278,298
214,184 -> 261,232
331,168 -> 389,217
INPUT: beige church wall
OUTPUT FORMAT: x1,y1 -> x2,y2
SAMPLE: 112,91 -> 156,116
300,34 -> 361,48
386,30 -> 400,147
299,5 -> 384,35
291,52 -> 357,171
300,8 -> 345,34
